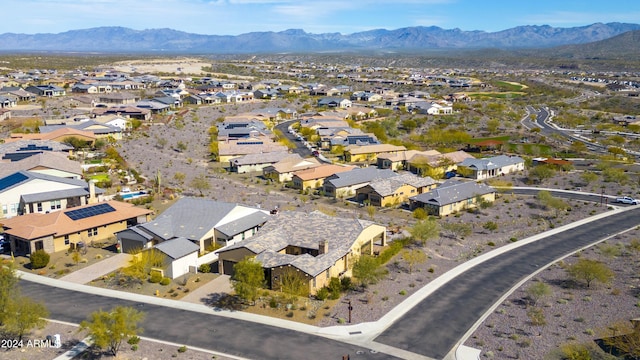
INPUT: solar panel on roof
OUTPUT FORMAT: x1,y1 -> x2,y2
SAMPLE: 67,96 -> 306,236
65,203 -> 116,221
0,172 -> 29,191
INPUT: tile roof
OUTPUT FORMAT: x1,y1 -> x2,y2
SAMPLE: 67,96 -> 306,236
292,164 -> 355,181
367,173 -> 436,197
345,144 -> 407,155
231,151 -> 292,166
264,155 -> 322,174
0,152 -> 82,178
220,211 -> 383,277
409,179 -> 496,206
2,200 -> 152,240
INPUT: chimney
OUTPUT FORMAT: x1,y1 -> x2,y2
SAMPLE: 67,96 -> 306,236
318,240 -> 328,255
88,180 -> 97,204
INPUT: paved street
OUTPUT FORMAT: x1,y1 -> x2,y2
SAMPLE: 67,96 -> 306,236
374,206 -> 640,359
20,280 -> 402,360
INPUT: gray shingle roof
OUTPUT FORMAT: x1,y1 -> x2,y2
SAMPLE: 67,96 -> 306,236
409,179 -> 496,206
20,186 -> 104,203
220,211 -> 380,277
155,237 -> 200,260
459,155 -> 524,171
216,211 -> 270,237
138,198 -> 266,241
324,167 -> 398,189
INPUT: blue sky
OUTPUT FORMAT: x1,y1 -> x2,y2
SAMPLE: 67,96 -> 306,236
3,0 -> 640,35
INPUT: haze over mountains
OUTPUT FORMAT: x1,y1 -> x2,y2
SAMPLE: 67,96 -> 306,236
0,22 -> 639,54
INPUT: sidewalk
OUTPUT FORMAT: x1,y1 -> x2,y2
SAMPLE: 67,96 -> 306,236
59,253 -> 132,284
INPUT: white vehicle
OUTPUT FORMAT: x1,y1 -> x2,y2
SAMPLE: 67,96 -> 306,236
615,196 -> 639,205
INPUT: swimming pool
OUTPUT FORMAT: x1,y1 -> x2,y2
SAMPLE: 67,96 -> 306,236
120,190 -> 148,200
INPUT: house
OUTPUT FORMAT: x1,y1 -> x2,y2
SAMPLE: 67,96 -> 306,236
0,140 -> 74,162
0,152 -> 82,179
317,97 -> 352,109
291,164 -> 356,191
6,127 -> 97,147
377,150 -> 441,171
250,108 -> 297,122
355,173 -> 436,207
0,95 -> 17,108
116,198 -> 270,254
153,237 -> 201,279
406,150 -> 475,177
98,93 -> 139,105
409,179 -> 496,216
39,120 -> 122,140
458,155 -> 525,180
71,83 -> 98,94
216,211 -> 387,295
0,170 -> 104,218
323,167 -> 398,199
217,136 -> 288,163
344,144 -> 407,163
25,85 -> 66,97
409,101 -> 453,115
2,200 -> 152,255
92,106 -> 152,121
263,155 -> 323,183
0,108 -> 10,121
229,151 -> 294,174
253,89 -> 279,100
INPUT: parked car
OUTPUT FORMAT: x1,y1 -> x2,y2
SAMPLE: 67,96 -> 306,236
615,196 -> 640,205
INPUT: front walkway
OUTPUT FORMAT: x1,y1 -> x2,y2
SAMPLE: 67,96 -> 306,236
59,253 -> 132,284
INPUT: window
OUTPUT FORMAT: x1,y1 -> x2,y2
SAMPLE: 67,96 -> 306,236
50,200 -> 61,210
9,203 -> 18,214
2,205 -> 6,215
64,235 -> 70,245
87,227 -> 98,237
37,202 -> 43,212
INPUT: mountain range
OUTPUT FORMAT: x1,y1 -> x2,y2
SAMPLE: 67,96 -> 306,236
0,22 -> 639,53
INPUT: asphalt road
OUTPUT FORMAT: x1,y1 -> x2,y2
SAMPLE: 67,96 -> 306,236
274,119 -> 313,158
20,281 -> 401,360
374,206 -> 640,359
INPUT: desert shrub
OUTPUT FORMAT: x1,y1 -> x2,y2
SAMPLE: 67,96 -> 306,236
286,312 -> 294,318
316,287 -> 330,301
340,277 -> 353,291
127,336 -> 140,345
160,277 -> 171,286
328,277 -> 342,300
198,263 -> 211,273
30,249 -> 50,269
149,271 -> 162,283
399,290 -> 407,295
178,346 -> 187,353
130,344 -> 138,351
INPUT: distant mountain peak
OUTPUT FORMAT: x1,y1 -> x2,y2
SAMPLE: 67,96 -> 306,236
0,23 -> 638,53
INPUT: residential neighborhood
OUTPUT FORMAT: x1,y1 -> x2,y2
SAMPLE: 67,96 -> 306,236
0,50 -> 639,360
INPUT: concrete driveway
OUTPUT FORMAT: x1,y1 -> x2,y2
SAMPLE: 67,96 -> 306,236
180,274 -> 233,305
59,253 -> 132,284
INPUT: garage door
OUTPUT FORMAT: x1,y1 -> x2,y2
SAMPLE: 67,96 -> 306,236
222,260 -> 237,276
121,238 -> 145,253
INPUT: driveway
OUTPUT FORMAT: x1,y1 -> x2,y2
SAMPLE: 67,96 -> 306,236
180,274 -> 233,305
59,253 -> 132,284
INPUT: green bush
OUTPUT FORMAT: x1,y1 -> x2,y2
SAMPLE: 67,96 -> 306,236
198,263 -> 211,273
127,336 -> 140,345
160,277 -> 171,286
328,277 -> 342,300
149,271 -> 162,283
340,277 -> 353,291
30,249 -> 50,269
178,345 -> 187,353
316,287 -> 329,300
